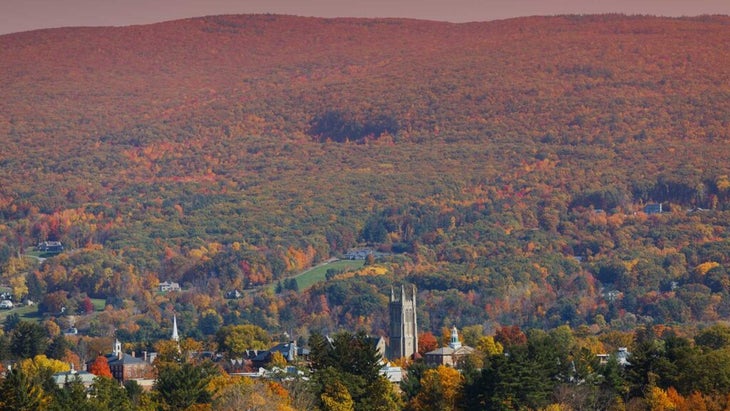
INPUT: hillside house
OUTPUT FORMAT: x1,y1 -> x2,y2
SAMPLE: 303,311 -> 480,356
37,241 -> 64,253
644,203 -> 663,214
158,281 -> 181,293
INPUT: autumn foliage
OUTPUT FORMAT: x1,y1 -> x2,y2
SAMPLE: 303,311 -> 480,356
87,355 -> 112,378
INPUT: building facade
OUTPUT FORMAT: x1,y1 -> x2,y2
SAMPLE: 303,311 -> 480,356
388,285 -> 418,360
425,326 -> 475,367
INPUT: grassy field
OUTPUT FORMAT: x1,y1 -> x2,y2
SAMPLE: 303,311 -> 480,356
269,259 -> 366,292
0,303 -> 40,322
0,298 -> 107,323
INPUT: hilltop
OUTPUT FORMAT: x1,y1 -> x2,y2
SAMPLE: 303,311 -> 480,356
1,14 -> 730,337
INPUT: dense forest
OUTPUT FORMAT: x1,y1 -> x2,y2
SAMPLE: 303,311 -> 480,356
1,13 -> 730,399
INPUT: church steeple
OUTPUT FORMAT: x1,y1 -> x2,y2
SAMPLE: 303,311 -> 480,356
449,325 -> 462,349
171,314 -> 179,342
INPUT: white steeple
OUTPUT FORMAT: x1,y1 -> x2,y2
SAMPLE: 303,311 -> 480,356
449,325 -> 462,349
171,314 -> 179,342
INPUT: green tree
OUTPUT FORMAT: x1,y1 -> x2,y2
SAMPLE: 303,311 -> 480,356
11,321 -> 49,359
88,376 -> 133,411
310,331 -> 399,411
0,366 -> 49,410
49,376 -> 89,411
154,361 -> 218,411
45,335 -> 71,361
4,313 -> 21,333
400,361 -> 431,404
695,323 -> 730,351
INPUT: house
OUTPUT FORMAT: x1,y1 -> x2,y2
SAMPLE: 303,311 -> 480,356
225,289 -> 243,299
250,341 -> 310,368
597,347 -> 631,366
37,241 -> 64,253
345,248 -> 374,260
644,203 -> 663,214
158,281 -> 181,293
425,326 -> 475,367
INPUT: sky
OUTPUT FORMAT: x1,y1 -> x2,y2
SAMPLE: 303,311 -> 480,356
1,0 -> 730,35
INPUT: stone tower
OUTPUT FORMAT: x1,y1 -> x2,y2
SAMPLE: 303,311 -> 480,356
389,284 -> 418,359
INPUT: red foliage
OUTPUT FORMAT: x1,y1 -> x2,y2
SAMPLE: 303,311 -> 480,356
87,355 -> 112,378
418,331 -> 439,355
495,325 -> 527,347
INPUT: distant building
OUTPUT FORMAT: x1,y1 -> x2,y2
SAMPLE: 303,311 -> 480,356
388,285 -> 418,360
345,248 -> 374,260
250,341 -> 310,368
425,326 -> 475,367
597,347 -> 631,366
225,289 -> 243,299
52,365 -> 96,388
37,241 -> 64,253
380,363 -> 404,383
644,203 -> 663,214
90,339 -> 154,383
158,281 -> 181,293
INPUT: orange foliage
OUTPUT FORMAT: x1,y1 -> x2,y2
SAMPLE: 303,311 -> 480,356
88,355 -> 113,378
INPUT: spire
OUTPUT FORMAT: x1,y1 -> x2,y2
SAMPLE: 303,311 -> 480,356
171,314 -> 179,342
449,325 -> 462,349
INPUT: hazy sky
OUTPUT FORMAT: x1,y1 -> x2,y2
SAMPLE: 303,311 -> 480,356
2,0 -> 730,35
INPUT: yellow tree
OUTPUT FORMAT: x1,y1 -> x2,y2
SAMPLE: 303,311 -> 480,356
646,386 -> 679,411
321,380 -> 354,411
210,374 -> 295,411
410,365 -> 463,411
1,256 -> 32,298
18,354 -> 70,378
269,351 -> 288,369
476,335 -> 504,356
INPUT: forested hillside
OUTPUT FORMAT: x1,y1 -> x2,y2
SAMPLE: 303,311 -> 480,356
1,14 -> 730,340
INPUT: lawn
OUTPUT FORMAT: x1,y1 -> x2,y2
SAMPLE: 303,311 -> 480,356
0,298 -> 107,324
0,303 -> 40,322
271,259 -> 366,292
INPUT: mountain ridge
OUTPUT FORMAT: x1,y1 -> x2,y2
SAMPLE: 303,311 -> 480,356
1,13 -> 730,333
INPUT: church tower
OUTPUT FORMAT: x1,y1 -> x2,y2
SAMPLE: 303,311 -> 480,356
171,314 -> 179,342
388,284 -> 418,359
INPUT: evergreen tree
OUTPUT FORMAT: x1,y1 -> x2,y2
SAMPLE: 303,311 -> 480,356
309,331 -> 399,411
10,321 -> 48,359
154,361 -> 218,411
0,366 -> 48,411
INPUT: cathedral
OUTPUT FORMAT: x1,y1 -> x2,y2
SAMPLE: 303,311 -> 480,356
388,284 -> 419,359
